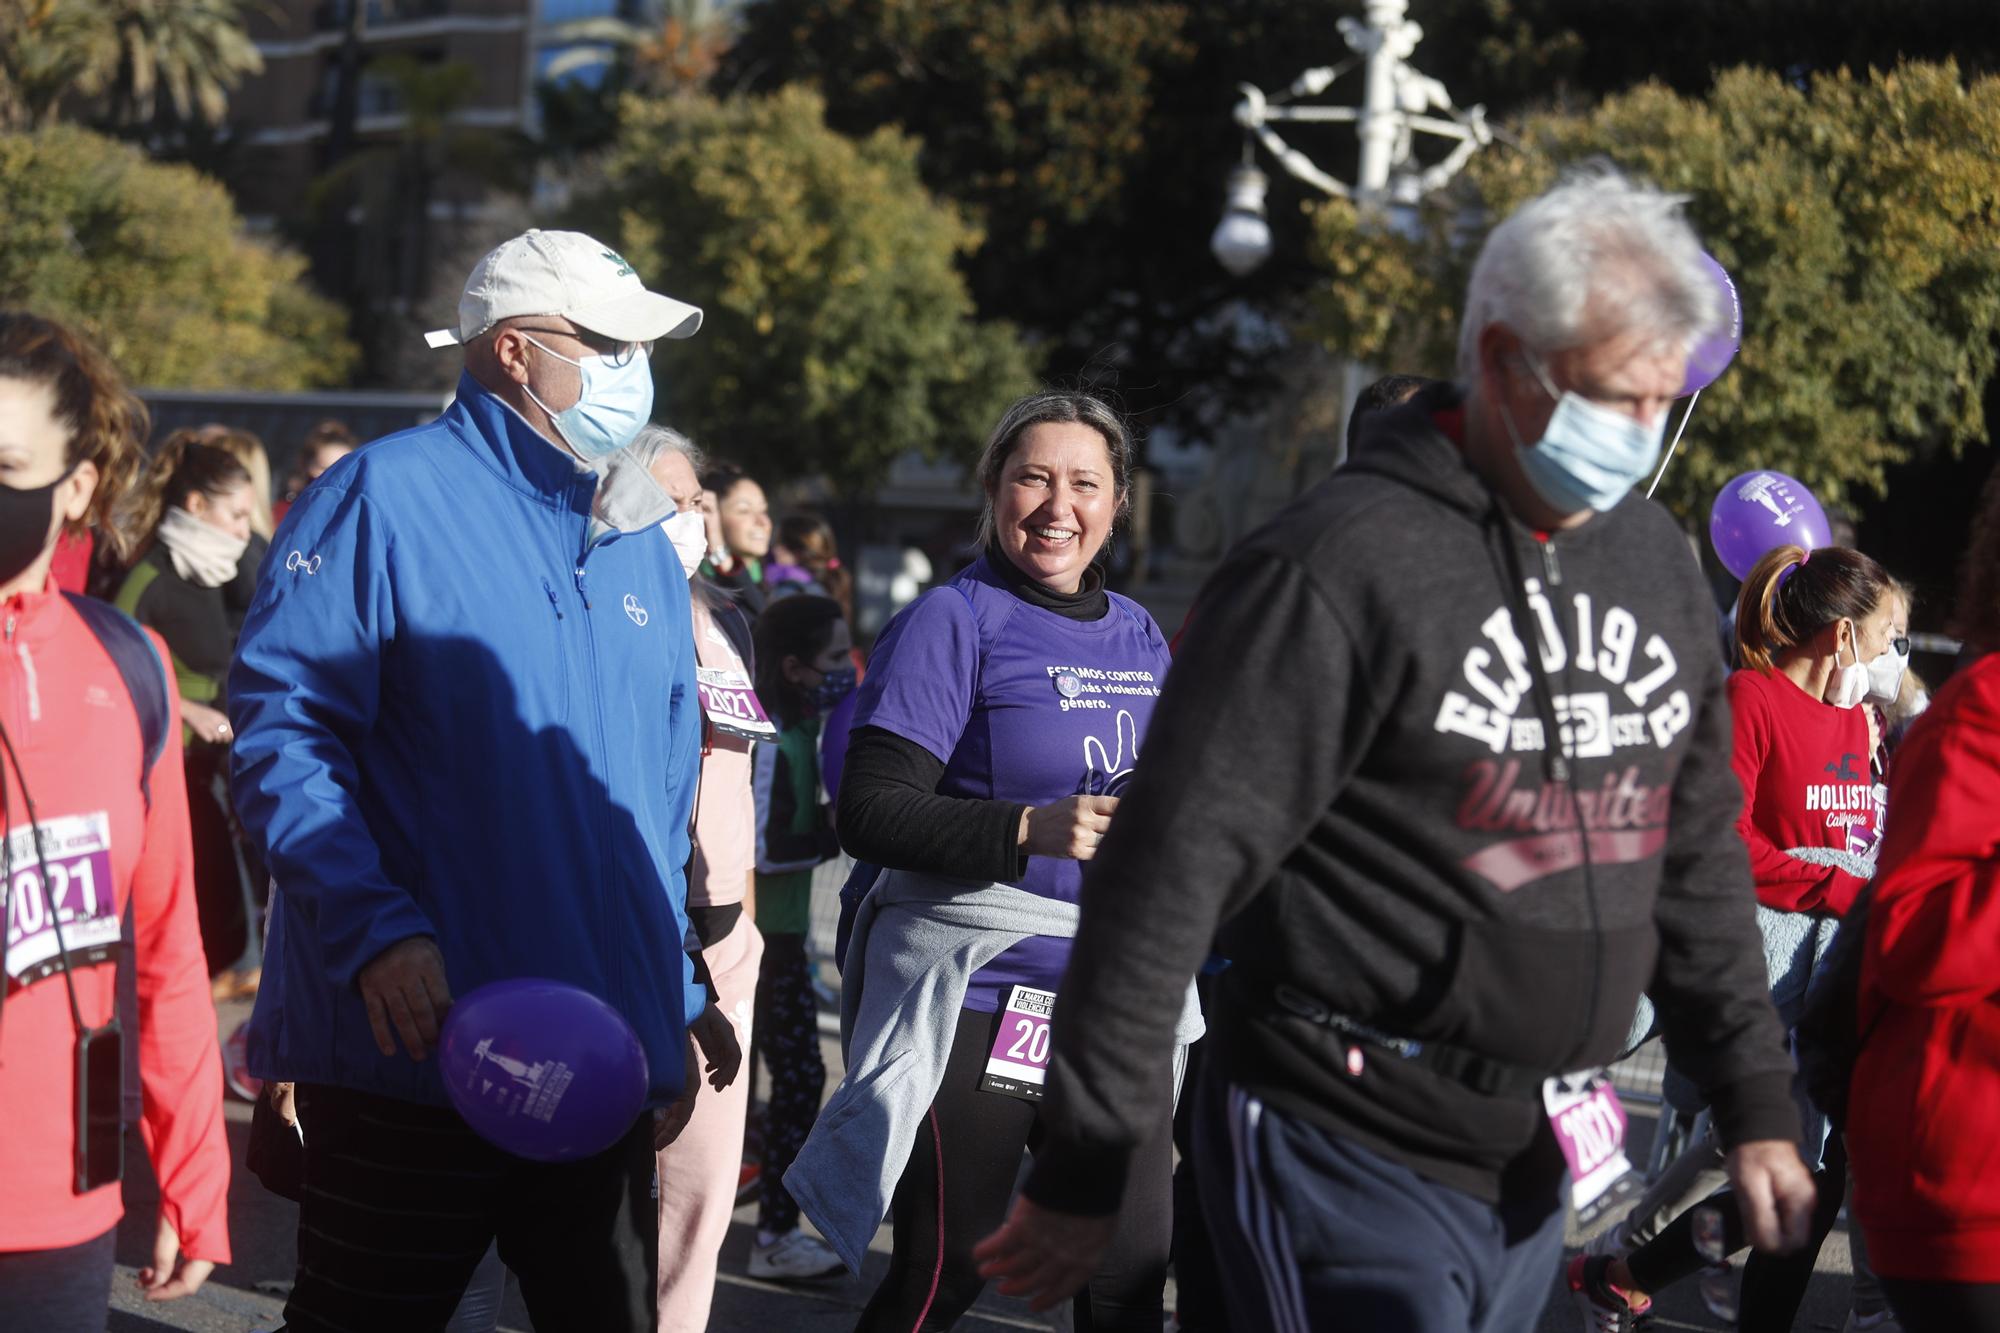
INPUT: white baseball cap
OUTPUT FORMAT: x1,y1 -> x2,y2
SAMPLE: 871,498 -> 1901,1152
423,228 -> 702,349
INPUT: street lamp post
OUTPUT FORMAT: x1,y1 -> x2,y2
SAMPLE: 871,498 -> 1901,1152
1203,0 -> 1491,485
1209,0 -> 1491,269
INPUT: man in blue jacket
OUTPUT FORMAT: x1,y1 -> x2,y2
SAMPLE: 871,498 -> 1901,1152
230,229 -> 731,1333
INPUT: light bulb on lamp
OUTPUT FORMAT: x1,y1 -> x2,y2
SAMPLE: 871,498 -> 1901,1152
1210,165 -> 1273,277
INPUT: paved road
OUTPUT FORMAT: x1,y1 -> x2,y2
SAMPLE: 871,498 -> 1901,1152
104,1005 -> 1859,1333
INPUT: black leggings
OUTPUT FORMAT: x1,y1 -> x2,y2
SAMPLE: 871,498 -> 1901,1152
753,931 -> 825,1236
1626,1132 -> 1848,1329
855,1005 -> 1175,1333
1883,1277 -> 2000,1332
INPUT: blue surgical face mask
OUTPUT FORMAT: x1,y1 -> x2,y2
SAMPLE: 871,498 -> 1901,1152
520,335 -> 654,461
1499,355 -> 1667,515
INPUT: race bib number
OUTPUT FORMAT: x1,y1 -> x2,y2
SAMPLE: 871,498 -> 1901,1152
1544,1070 -> 1638,1223
5,812 -> 119,990
980,985 -> 1055,1102
696,666 -> 778,742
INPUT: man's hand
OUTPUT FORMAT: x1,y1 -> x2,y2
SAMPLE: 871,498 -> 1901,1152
653,1032 -> 702,1149
268,1080 -> 297,1127
973,1195 -> 1117,1313
356,936 -> 451,1061
1727,1138 -> 1817,1252
689,1003 -> 743,1091
137,1215 -> 214,1302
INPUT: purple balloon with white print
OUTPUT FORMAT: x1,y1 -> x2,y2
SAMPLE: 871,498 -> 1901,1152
440,979 -> 649,1161
1709,470 -> 1830,580
1682,252 -> 1742,397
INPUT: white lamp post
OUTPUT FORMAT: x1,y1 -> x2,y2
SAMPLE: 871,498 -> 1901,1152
1209,0 -> 1490,275
1210,165 -> 1274,277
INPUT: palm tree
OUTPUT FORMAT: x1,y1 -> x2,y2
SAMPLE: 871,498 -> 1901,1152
0,0 -> 262,131
0,0 -> 112,129
98,0 -> 265,128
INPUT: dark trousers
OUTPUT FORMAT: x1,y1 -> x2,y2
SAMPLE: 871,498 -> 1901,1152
1170,974 -> 1227,1333
1192,1069 -> 1566,1333
752,930 -> 824,1236
285,1083 -> 658,1333
1626,1129 -> 1849,1327
1883,1277 -> 2000,1332
0,1227 -> 115,1333
857,1006 -> 1175,1332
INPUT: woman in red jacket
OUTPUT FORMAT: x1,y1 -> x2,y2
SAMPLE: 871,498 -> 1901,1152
0,313 -> 232,1328
1850,471 -> 2000,1331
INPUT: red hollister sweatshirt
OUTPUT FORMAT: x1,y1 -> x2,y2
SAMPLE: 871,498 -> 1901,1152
1727,667 -> 1875,915
0,580 -> 231,1261
1850,653 -> 2000,1283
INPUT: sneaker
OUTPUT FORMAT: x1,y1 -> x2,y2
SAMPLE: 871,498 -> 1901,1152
1844,1313 -> 1904,1332
1567,1254 -> 1652,1332
1698,1258 -> 1739,1324
748,1229 -> 844,1282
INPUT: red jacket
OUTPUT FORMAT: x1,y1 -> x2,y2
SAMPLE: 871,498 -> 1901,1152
1850,653 -> 2000,1282
0,579 -> 231,1261
1728,668 -> 1874,915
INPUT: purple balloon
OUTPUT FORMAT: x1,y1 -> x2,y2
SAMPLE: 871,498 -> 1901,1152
440,979 -> 649,1162
1682,252 -> 1742,396
1709,470 -> 1830,580
819,687 -> 859,808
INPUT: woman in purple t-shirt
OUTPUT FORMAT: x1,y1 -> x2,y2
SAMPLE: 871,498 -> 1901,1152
836,391 -> 1176,1331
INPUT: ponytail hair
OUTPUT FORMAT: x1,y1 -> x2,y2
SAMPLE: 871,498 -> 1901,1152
0,311 -> 149,562
778,511 -> 853,621
1734,544 -> 1894,673
118,431 -> 252,563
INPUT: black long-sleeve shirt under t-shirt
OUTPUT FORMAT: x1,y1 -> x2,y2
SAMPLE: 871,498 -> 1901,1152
836,547 -> 1108,879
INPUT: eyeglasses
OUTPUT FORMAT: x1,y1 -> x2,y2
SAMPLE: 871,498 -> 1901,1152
513,327 -> 653,368
1891,634 -> 1911,657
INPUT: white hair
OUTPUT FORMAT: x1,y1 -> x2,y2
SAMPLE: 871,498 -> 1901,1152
1457,166 -> 1722,382
628,423 -> 706,477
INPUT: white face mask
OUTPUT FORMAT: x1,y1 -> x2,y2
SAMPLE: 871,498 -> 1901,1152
661,509 -> 707,580
1866,641 -> 1909,704
1830,619 -> 1872,710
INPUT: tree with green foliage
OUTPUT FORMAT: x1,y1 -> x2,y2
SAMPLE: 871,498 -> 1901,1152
720,0 -> 2000,454
0,125 -> 356,389
573,84 -> 1032,490
1304,61 -> 2000,519
0,0 -> 261,131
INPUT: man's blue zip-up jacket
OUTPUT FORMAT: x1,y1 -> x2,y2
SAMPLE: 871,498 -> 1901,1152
229,372 -> 703,1109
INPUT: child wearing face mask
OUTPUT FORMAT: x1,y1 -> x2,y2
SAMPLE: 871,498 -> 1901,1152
1578,542 -> 1907,1329
111,436 -> 264,1001
744,595 -> 854,1281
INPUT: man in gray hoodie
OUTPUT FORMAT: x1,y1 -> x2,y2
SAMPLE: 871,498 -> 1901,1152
976,169 -> 1817,1331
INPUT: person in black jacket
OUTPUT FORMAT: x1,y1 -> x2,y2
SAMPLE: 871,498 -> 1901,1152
976,168 -> 1817,1332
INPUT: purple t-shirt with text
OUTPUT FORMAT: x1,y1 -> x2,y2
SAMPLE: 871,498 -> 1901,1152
853,558 -> 1172,1011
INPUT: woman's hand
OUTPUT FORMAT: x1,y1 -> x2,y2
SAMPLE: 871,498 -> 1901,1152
182,700 -> 233,746
1019,795 -> 1120,861
689,1003 -> 743,1091
138,1215 -> 214,1302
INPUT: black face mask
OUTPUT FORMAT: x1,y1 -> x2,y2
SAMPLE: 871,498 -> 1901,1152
0,472 -> 68,589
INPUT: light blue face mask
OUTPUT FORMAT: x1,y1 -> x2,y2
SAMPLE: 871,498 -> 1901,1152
521,334 -> 655,462
1500,355 -> 1667,515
